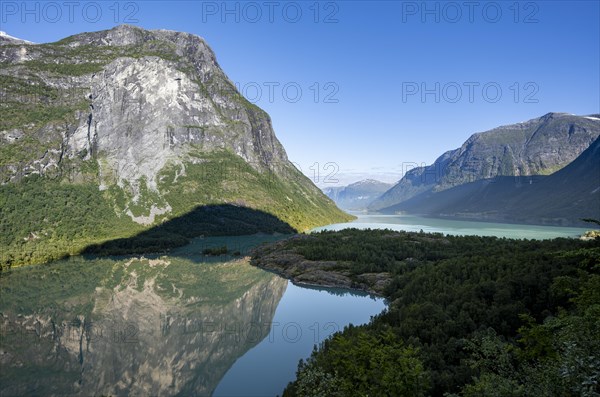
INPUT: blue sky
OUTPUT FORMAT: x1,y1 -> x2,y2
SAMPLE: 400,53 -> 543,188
2,1 -> 599,186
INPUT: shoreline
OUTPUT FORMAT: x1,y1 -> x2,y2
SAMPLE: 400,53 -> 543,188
248,237 -> 393,297
252,262 -> 387,298
313,214 -> 591,240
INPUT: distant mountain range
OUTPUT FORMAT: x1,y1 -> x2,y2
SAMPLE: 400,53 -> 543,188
370,113 -> 600,226
323,179 -> 392,210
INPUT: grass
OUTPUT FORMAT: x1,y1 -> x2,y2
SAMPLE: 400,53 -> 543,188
159,149 -> 353,232
23,60 -> 105,76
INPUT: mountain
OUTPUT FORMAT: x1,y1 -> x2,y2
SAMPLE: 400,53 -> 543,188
375,116 -> 600,226
384,135 -> 600,226
0,25 -> 351,267
369,113 -> 600,214
323,179 -> 392,210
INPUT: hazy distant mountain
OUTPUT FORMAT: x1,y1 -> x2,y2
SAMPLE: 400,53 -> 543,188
370,113 -> 600,213
378,132 -> 600,227
323,179 -> 392,210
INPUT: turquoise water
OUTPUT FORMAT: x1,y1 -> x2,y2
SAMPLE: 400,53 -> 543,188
313,213 -> 590,239
0,235 -> 385,397
214,284 -> 384,396
3,215 -> 581,396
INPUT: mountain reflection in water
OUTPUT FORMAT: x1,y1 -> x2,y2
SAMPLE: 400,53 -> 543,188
0,248 -> 286,396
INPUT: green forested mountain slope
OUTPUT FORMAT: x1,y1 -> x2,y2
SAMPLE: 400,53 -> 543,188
0,25 -> 351,268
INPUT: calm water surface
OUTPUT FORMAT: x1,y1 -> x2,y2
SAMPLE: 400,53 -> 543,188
214,284 -> 383,396
313,213 -> 589,239
2,217 -> 582,395
0,235 -> 385,397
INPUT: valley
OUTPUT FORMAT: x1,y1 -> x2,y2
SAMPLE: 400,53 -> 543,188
1,12 -> 599,397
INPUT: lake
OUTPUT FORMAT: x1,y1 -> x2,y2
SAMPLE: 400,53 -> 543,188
0,235 -> 385,397
1,216 -> 585,396
313,213 -> 590,239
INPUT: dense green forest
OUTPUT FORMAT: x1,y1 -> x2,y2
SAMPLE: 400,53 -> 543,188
0,175 -> 143,269
0,174 -> 295,268
253,229 -> 600,396
0,149 -> 350,269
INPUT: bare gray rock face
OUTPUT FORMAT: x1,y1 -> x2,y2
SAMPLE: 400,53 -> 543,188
67,26 -> 285,188
1,25 -> 330,226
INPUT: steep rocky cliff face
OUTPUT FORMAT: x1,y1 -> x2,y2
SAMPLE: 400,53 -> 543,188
1,25 -> 288,183
370,113 -> 600,211
0,25 -> 351,266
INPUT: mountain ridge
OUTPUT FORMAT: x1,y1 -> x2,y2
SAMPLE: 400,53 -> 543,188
375,118 -> 600,226
0,31 -> 34,45
369,112 -> 600,215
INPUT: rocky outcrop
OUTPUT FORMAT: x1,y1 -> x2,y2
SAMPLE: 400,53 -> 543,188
1,25 -> 287,189
250,236 -> 392,296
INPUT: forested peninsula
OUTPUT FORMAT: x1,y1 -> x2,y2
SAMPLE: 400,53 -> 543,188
251,229 -> 600,396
